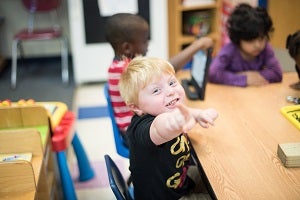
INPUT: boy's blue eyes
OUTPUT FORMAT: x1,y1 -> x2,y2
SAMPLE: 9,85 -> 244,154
169,80 -> 176,86
151,80 -> 177,94
153,88 -> 159,94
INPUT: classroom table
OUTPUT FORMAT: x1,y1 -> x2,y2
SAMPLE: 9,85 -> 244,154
177,71 -> 300,200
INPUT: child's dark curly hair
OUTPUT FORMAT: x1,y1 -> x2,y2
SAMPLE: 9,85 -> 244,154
286,30 -> 300,59
227,3 -> 274,45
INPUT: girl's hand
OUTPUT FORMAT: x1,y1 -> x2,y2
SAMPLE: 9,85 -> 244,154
238,71 -> 268,86
290,81 -> 300,90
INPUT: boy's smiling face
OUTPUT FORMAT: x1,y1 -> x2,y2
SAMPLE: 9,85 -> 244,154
133,73 -> 185,116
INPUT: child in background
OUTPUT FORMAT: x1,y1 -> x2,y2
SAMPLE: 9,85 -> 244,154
119,56 -> 218,200
105,13 -> 214,144
286,30 -> 300,90
209,3 -> 282,87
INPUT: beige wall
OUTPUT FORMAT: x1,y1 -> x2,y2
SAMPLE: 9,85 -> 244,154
268,0 -> 300,71
268,0 -> 300,49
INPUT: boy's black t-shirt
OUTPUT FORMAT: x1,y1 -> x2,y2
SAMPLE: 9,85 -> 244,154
127,114 -> 195,200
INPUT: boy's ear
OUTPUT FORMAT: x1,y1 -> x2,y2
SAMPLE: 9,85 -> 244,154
128,104 -> 144,116
122,42 -> 133,56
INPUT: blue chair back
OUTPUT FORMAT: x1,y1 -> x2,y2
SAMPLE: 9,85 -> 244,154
104,83 -> 129,158
104,155 -> 134,200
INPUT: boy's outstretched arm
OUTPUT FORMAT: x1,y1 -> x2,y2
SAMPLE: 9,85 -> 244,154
150,103 -> 218,145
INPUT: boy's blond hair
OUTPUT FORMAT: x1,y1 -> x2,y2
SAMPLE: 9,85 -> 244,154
119,57 -> 175,105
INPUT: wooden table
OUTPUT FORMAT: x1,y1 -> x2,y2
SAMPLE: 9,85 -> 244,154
177,71 -> 300,200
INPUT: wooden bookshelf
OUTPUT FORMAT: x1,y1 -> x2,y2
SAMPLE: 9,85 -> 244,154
167,0 -> 222,57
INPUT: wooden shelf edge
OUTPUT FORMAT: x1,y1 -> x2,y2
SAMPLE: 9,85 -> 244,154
180,3 -> 218,11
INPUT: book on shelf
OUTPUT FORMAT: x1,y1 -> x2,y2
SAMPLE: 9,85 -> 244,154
182,0 -> 215,6
182,10 -> 212,37
0,153 -> 32,162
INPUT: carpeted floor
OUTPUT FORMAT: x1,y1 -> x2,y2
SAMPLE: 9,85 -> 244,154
0,57 -> 75,109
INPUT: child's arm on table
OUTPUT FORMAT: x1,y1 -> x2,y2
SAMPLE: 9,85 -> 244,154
169,37 -> 214,72
237,71 -> 269,86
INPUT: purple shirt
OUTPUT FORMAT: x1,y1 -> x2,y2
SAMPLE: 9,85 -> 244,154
209,42 -> 283,87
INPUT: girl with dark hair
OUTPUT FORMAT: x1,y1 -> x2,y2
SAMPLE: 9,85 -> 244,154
209,3 -> 282,87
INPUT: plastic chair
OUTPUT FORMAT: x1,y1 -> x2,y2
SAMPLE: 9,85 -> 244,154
104,83 -> 129,158
11,0 -> 69,89
51,111 -> 95,200
104,154 -> 134,200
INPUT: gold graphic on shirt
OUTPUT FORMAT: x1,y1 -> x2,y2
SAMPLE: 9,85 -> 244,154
166,172 -> 181,188
176,154 -> 190,168
170,135 -> 190,155
165,135 -> 191,189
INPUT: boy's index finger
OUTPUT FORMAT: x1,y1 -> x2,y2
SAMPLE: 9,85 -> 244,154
176,103 -> 190,118
177,103 -> 195,133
